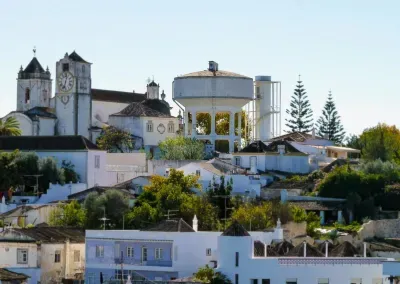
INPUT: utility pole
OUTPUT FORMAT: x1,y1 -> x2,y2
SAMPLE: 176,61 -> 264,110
164,210 -> 179,220
213,195 -> 234,230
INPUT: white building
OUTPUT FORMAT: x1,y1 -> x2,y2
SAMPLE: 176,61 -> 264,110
84,218 -> 283,283
177,159 -> 266,196
0,204 -> 61,227
217,223 -> 399,284
0,135 -> 107,189
0,226 -> 85,284
3,51 -> 179,149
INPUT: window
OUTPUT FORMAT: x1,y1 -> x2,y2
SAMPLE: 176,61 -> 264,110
235,274 -> 239,284
168,122 -> 174,133
147,121 -> 153,132
54,250 -> 61,263
235,252 -> 239,267
96,245 -> 104,258
196,170 -> 201,176
74,250 -> 80,262
127,247 -> 134,258
63,63 -> 69,72
87,273 -> 95,284
25,88 -> 30,103
17,249 -> 28,264
234,156 -> 241,166
261,280 -> 270,284
95,155 -> 100,169
155,248 -> 163,260
318,279 -> 329,284
141,247 -> 148,262
286,279 -> 297,284
206,248 -> 212,256
251,280 -> 258,284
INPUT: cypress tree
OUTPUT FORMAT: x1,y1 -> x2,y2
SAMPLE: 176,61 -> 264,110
316,91 -> 345,144
285,75 -> 314,133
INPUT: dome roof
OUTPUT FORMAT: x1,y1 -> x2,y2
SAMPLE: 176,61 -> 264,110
177,69 -> 251,79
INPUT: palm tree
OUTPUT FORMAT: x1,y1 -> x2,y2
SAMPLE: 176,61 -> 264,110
0,117 -> 22,136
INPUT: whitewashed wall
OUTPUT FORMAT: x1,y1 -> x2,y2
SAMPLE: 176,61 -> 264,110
140,117 -> 179,146
3,113 -> 33,135
92,100 -> 130,127
35,182 -> 87,204
0,242 -> 38,268
38,117 -> 56,136
217,236 -> 389,284
87,150 -> 108,187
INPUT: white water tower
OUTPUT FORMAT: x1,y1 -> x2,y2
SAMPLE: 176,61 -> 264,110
253,76 -> 281,141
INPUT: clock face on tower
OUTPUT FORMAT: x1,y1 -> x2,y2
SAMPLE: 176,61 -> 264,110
58,71 -> 74,92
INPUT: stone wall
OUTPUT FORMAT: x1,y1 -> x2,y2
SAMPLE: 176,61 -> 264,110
358,219 -> 400,240
282,221 -> 307,240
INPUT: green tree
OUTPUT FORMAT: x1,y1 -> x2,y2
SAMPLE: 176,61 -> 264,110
127,169 -> 219,230
49,200 -> 86,227
194,265 -> 232,284
38,157 -> 65,192
0,117 -> 22,136
231,202 -> 273,231
358,123 -> 400,163
316,91 -> 345,144
84,190 -> 130,229
96,126 -> 134,153
345,134 -> 361,149
61,160 -> 80,183
285,76 -> 314,133
159,136 -> 204,160
0,151 -> 20,191
207,176 -> 233,221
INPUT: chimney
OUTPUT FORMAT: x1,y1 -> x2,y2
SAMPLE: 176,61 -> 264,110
208,61 -> 218,72
363,242 -> 367,257
303,241 -> 307,257
278,145 -> 285,155
325,241 -> 329,257
192,215 -> 198,232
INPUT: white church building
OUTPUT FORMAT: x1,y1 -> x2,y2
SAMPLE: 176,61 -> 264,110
3,51 -> 180,155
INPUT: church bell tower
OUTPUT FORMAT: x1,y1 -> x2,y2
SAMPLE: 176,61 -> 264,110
55,51 -> 92,138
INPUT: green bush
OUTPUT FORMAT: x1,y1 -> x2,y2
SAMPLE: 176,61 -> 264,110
334,221 -> 361,233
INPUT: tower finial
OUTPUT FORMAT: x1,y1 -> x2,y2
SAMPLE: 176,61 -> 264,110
298,74 -> 301,81
33,46 -> 36,57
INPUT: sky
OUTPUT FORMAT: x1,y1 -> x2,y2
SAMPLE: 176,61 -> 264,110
1,0 -> 399,137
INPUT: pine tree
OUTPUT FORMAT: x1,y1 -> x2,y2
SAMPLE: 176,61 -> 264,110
285,75 -> 314,133
316,91 -> 345,144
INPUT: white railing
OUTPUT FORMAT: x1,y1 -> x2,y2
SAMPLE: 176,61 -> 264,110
278,257 -> 385,266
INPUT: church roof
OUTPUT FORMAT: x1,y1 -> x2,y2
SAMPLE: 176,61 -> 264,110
24,107 -> 57,119
111,101 -> 173,118
0,136 -> 99,151
23,57 -> 45,73
148,80 -> 158,87
141,99 -> 171,116
68,51 -> 89,63
91,88 -> 146,103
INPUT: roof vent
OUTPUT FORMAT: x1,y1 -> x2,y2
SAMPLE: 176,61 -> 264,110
208,61 -> 218,72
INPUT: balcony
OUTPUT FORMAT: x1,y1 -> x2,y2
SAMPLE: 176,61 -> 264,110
114,258 -> 172,267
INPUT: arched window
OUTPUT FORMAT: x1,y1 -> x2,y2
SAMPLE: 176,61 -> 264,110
25,88 -> 30,103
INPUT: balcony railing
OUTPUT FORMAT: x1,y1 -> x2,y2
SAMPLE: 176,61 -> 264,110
114,258 -> 172,267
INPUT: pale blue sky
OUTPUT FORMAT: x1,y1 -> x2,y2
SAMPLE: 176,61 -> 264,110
1,0 -> 399,136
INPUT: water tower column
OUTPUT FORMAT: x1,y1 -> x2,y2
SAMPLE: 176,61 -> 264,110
211,109 -> 216,151
237,111 -> 242,150
229,111 -> 235,153
184,111 -> 189,136
191,111 -> 197,138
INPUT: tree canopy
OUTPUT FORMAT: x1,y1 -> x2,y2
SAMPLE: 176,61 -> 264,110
84,189 -> 130,229
285,76 -> 314,133
96,126 -> 134,153
194,265 -> 232,284
49,200 -> 86,228
159,136 -> 205,160
316,91 -> 345,144
0,117 -> 22,136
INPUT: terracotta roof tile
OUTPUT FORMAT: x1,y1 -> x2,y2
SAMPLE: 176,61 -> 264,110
143,219 -> 195,232
0,268 -> 29,281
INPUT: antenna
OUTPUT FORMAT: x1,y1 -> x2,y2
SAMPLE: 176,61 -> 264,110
164,209 -> 179,220
33,46 -> 36,57
98,207 -> 110,230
